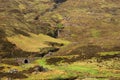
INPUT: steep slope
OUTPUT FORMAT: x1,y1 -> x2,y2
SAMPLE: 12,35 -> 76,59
0,0 -> 120,61
0,0 -> 69,58
44,0 -> 120,57
0,0 -> 54,36
0,0 -> 120,80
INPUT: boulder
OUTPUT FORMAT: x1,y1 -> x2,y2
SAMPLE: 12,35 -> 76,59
33,65 -> 47,72
26,65 -> 48,73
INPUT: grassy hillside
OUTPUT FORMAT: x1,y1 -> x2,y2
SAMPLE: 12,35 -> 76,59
0,0 -> 120,80
7,33 -> 69,52
0,0 -> 69,54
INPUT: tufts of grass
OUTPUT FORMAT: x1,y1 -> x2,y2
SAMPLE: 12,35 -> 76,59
91,29 -> 101,38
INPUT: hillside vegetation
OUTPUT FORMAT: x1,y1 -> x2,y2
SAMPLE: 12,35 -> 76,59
0,0 -> 120,80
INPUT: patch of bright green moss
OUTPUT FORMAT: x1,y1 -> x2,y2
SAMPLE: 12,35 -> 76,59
99,51 -> 120,56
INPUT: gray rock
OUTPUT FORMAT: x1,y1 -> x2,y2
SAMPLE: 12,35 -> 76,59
9,69 -> 18,73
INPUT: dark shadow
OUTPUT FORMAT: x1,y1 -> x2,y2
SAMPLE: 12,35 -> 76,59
14,28 -> 30,37
35,47 -> 59,57
24,59 -> 29,64
53,0 -> 67,4
34,15 -> 39,20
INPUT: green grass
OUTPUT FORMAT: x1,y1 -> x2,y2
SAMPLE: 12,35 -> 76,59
7,33 -> 70,52
98,51 -> 120,56
56,64 -> 99,75
91,29 -> 101,38
1,57 -> 120,80
32,57 -> 120,79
